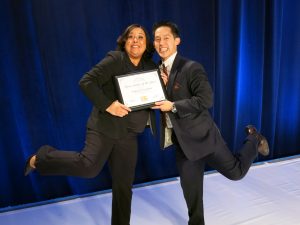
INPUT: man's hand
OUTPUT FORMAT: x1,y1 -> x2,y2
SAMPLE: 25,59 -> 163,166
106,100 -> 131,117
152,100 -> 173,112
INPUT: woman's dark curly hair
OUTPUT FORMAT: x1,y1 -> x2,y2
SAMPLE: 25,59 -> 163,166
116,24 -> 154,59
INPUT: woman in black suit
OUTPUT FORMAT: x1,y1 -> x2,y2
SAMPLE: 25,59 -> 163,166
24,24 -> 157,225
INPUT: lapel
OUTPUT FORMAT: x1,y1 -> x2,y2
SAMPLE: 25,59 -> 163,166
166,54 -> 182,96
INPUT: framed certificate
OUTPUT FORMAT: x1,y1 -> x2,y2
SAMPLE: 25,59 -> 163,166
114,69 -> 167,111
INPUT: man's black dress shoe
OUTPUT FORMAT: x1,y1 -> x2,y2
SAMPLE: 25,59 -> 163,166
245,125 -> 270,156
24,155 -> 35,176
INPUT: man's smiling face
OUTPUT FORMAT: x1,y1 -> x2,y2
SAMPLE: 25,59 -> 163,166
154,26 -> 180,61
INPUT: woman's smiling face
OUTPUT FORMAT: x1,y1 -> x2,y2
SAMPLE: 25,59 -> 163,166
125,27 -> 147,62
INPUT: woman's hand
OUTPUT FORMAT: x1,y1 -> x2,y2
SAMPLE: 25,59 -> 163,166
106,100 -> 131,117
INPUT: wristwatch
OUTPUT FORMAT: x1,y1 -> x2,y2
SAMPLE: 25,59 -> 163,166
171,103 -> 177,113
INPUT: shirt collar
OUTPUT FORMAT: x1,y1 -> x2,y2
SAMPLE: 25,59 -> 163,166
162,52 -> 177,70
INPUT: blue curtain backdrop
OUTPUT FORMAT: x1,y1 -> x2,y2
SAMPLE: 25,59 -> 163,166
1,0 -> 299,208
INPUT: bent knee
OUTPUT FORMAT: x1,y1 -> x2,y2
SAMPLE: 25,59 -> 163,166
79,162 -> 102,178
225,173 -> 246,181
80,168 -> 100,178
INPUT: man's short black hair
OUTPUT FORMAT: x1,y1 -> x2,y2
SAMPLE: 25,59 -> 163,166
152,21 -> 180,38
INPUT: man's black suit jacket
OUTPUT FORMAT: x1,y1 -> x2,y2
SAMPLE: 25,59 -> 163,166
79,51 -> 157,139
165,54 -> 226,161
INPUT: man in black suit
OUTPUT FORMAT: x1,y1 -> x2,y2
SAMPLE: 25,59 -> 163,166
152,21 -> 269,225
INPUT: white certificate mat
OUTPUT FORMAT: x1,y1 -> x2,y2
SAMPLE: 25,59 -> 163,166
115,70 -> 166,110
